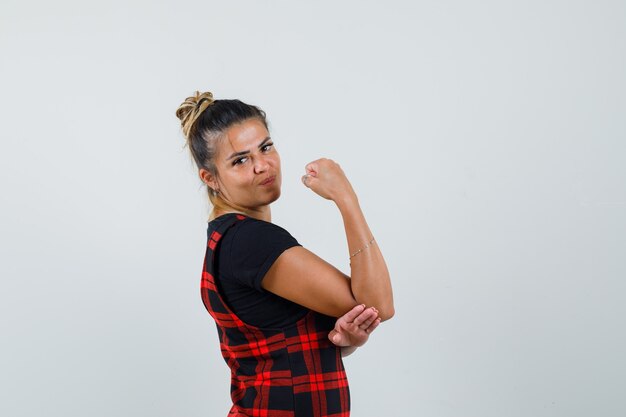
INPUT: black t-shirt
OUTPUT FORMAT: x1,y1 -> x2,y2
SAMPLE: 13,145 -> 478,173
209,213 -> 309,328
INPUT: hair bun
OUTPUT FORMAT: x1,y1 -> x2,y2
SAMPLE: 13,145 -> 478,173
175,91 -> 215,138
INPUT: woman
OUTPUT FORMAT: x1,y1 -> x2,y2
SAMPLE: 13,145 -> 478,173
175,91 -> 394,417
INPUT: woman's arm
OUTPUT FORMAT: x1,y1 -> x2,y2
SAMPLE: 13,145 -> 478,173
261,158 -> 394,321
335,193 -> 394,320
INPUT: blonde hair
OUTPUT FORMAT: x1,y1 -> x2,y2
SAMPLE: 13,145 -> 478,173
175,91 -> 268,221
176,91 -> 215,138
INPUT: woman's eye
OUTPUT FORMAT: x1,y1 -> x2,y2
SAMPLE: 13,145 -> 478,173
232,143 -> 273,166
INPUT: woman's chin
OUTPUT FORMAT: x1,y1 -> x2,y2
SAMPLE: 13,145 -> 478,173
255,183 -> 281,204
267,188 -> 281,203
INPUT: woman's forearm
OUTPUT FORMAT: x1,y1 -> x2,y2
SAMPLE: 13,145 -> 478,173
335,193 -> 394,320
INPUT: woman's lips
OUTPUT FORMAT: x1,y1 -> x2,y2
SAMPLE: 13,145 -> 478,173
260,175 -> 276,186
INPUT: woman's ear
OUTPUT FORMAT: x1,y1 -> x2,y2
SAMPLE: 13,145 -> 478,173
199,168 -> 218,191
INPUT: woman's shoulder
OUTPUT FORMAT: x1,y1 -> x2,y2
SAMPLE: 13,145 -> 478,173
242,216 -> 294,235
210,213 -> 293,235
213,214 -> 302,291
235,216 -> 299,246
208,213 -> 300,251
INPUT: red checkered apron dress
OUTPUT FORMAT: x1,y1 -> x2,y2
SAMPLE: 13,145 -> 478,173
200,213 -> 351,417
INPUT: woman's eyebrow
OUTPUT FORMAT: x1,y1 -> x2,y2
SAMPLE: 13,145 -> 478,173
226,137 -> 272,161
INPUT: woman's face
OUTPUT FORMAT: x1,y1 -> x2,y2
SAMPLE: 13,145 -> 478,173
209,118 -> 282,210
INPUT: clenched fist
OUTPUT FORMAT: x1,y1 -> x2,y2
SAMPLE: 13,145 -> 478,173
301,158 -> 357,202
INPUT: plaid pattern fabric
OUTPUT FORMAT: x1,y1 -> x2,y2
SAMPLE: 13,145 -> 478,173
201,214 -> 350,417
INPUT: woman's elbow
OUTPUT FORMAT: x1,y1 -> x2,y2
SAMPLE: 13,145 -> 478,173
378,305 -> 395,322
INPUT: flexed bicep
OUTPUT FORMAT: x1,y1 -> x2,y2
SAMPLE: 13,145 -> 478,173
261,246 -> 358,318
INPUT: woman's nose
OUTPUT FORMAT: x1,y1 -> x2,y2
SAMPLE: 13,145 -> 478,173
253,156 -> 270,174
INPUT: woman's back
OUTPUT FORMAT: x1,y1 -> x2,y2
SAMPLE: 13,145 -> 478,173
201,213 -> 350,417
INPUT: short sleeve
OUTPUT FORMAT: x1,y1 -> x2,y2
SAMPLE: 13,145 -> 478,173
226,219 -> 302,292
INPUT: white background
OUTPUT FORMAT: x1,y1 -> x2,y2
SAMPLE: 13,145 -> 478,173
1,1 -> 625,416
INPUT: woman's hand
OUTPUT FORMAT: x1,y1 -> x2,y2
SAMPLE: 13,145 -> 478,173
301,158 -> 357,202
329,304 -> 381,348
